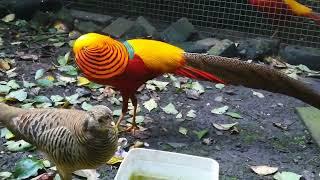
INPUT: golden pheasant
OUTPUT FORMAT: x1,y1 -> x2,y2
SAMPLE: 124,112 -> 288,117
0,103 -> 118,180
249,0 -> 320,25
73,33 -> 320,133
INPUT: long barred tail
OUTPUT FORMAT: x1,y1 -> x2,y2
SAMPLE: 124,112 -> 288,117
183,52 -> 320,109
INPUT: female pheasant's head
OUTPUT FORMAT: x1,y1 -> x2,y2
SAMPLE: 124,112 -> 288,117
73,33 -> 129,80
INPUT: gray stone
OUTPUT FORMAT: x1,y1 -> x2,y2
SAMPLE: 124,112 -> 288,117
74,20 -> 103,33
173,41 -> 208,53
280,45 -> 320,70
207,39 -> 237,57
102,17 -> 134,38
70,9 -> 113,25
161,17 -> 195,43
125,16 -> 159,39
195,38 -> 220,49
237,38 -> 280,60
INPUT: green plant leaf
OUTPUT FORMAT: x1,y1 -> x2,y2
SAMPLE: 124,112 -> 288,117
35,69 -> 45,80
193,129 -> 208,140
4,140 -> 33,152
162,103 -> 178,115
65,94 -> 79,105
211,106 -> 229,115
179,127 -> 188,135
225,112 -> 243,119
7,80 -> 20,89
13,157 -> 45,179
0,128 -> 15,139
36,79 -> 54,87
33,96 -> 51,103
0,85 -> 11,94
6,89 -> 27,101
81,102 -> 93,111
50,95 -> 64,102
273,171 -> 302,180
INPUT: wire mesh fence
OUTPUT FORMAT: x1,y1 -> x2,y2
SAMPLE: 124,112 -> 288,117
64,0 -> 320,48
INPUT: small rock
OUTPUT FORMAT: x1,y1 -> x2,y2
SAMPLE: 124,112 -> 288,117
74,20 -> 103,33
207,39 -> 238,57
301,170 -> 315,180
195,38 -> 220,49
202,138 -> 214,145
237,38 -> 280,60
173,41 -> 209,53
186,89 -> 200,100
161,17 -> 195,43
125,16 -> 159,39
280,45 -> 320,70
102,17 -> 134,38
70,9 -> 113,24
214,96 -> 223,102
76,88 -> 91,97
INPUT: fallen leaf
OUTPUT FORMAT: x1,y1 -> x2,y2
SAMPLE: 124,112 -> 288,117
162,103 -> 179,115
0,171 -> 12,179
250,165 -> 278,176
50,95 -> 64,102
57,52 -> 70,66
273,171 -> 302,180
215,83 -> 225,89
0,85 -> 11,94
212,122 -> 238,131
186,109 -> 196,118
6,89 -> 27,101
211,105 -> 229,114
113,109 -> 122,116
126,116 -> 144,124
23,81 -> 36,88
143,98 -> 157,112
146,80 -> 169,91
193,129 -> 208,140
35,69 -> 45,80
58,65 -> 78,76
176,112 -> 182,119
13,158 -> 45,179
65,94 -> 80,105
191,81 -> 205,94
179,127 -> 188,135
73,170 -> 99,180
53,42 -> 65,48
36,79 -> 54,87
81,102 -> 93,111
0,128 -> 15,139
252,90 -> 265,98
77,76 -> 90,86
7,80 -> 20,89
2,14 -> 15,22
225,112 -> 243,119
33,96 -> 51,103
4,140 -> 33,152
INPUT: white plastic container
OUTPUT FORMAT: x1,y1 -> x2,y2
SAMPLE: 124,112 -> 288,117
114,148 -> 219,180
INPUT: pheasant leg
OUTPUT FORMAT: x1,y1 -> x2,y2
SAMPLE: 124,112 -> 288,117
115,96 -> 129,131
125,96 -> 139,134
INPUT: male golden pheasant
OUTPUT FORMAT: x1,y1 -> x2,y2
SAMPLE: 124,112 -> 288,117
73,33 -> 320,133
249,0 -> 320,25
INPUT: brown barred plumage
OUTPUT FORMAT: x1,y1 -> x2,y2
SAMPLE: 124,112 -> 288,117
184,53 -> 320,109
0,103 -> 118,180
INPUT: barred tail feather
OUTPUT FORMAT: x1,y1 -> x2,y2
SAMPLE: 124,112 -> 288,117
183,52 -> 320,109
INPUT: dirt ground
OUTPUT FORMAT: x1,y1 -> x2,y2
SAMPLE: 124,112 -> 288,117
0,26 -> 320,180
